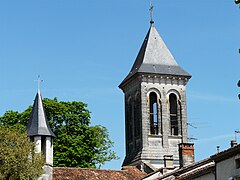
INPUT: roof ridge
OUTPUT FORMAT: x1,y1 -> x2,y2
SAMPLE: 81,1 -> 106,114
54,166 -> 140,172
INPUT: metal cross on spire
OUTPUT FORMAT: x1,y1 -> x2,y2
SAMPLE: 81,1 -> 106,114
34,75 -> 43,92
149,0 -> 154,23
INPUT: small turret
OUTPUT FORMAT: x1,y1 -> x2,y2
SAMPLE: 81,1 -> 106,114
27,89 -> 55,179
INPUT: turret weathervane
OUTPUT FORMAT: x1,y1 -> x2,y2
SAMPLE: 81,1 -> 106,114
35,75 -> 43,92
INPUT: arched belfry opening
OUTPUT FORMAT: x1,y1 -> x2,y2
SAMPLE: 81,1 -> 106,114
126,97 -> 134,154
134,92 -> 141,139
169,93 -> 178,136
134,92 -> 141,151
149,92 -> 159,135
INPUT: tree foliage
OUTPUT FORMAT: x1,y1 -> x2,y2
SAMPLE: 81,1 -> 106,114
0,98 -> 118,168
0,128 -> 44,179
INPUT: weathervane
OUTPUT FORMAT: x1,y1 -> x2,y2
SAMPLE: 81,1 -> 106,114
149,0 -> 154,23
34,75 -> 43,92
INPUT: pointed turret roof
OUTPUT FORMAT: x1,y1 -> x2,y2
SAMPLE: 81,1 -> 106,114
27,90 -> 55,137
119,22 -> 191,87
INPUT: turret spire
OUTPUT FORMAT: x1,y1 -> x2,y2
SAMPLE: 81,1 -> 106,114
119,19 -> 191,88
27,78 -> 55,137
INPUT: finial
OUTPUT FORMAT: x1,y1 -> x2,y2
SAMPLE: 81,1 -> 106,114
34,75 -> 43,92
149,0 -> 154,24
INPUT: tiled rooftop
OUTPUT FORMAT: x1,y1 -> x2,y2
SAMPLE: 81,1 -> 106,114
53,166 -> 147,180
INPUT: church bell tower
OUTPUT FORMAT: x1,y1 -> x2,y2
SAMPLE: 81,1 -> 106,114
119,19 -> 191,172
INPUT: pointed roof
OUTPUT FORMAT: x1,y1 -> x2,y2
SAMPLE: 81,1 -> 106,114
119,22 -> 191,87
27,90 -> 55,137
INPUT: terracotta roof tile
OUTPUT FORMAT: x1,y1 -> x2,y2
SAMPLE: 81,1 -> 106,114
53,166 -> 147,180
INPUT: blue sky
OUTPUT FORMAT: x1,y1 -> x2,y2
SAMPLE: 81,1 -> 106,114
1,0 -> 240,170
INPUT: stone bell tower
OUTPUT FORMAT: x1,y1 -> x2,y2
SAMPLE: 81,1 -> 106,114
27,89 -> 55,179
119,20 -> 191,172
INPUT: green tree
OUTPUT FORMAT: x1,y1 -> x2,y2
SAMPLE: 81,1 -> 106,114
0,128 -> 44,179
0,98 -> 118,168
235,0 -> 240,4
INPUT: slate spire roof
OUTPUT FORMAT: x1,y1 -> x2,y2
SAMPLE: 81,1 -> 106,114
119,21 -> 191,87
27,90 -> 55,137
